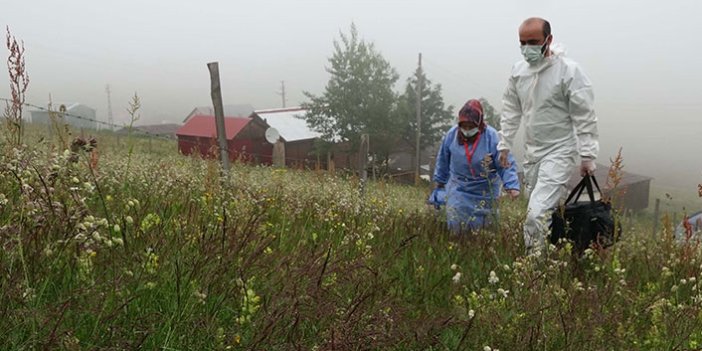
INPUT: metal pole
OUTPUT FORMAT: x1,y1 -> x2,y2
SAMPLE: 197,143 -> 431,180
415,53 -> 423,186
207,62 -> 230,171
653,198 -> 661,238
106,84 -> 114,131
277,80 -> 287,108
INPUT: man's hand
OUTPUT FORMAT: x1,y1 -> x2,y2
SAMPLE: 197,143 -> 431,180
499,150 -> 510,168
506,189 -> 520,200
580,158 -> 596,176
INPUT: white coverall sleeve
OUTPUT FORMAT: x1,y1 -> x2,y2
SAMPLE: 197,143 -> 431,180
497,74 -> 522,152
567,65 -> 599,159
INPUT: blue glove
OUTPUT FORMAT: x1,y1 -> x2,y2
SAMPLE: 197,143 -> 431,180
427,187 -> 447,210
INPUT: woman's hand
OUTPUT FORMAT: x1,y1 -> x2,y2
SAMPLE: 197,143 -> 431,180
506,189 -> 520,200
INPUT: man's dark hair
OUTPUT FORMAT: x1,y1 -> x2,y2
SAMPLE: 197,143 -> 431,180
542,19 -> 551,38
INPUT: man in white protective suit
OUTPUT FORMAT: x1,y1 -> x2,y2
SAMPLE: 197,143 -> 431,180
497,17 -> 599,255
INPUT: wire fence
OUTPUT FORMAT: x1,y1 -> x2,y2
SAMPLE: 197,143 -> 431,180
1,98 -> 176,141
2,98 -> 432,181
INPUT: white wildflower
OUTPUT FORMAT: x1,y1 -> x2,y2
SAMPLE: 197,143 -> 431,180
194,290 -> 207,304
22,287 -> 36,302
488,271 -> 499,285
450,263 -> 458,271
452,272 -> 462,284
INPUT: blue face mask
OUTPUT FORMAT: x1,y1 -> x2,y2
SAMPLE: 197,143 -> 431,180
461,127 -> 479,138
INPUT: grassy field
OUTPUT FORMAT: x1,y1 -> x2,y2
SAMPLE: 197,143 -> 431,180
1,126 -> 702,350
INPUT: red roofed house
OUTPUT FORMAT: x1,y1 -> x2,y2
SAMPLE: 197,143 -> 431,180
176,114 -> 273,164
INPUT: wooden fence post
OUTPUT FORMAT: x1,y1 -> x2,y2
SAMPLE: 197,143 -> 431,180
359,134 -> 369,194
653,198 -> 661,238
207,62 -> 230,172
272,140 -> 285,167
429,146 -> 436,187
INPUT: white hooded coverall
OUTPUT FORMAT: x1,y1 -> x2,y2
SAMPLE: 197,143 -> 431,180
497,47 -> 599,253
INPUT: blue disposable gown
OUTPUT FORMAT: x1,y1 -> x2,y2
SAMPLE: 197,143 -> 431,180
433,125 -> 520,232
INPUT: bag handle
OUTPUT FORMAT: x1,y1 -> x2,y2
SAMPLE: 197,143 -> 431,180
565,176 -> 594,204
590,174 -> 603,194
565,175 -> 601,205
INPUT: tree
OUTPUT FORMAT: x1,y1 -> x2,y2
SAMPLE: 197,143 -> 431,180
479,97 -> 499,129
397,67 -> 454,154
302,24 -> 400,166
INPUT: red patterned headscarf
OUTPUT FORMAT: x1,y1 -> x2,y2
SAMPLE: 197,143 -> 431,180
458,99 -> 486,130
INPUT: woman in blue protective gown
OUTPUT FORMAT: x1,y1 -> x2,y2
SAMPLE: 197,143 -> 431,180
433,99 -> 521,234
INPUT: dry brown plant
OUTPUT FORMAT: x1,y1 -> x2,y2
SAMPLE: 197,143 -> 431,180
3,26 -> 29,146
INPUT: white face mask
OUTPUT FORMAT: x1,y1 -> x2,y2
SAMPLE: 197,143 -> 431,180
461,127 -> 479,138
520,39 -> 549,65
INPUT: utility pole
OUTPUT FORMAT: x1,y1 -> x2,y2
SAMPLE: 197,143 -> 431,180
415,53 -> 423,186
277,80 -> 287,108
106,84 -> 114,131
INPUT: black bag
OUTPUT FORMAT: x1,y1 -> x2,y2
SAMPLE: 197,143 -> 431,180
550,175 -> 621,251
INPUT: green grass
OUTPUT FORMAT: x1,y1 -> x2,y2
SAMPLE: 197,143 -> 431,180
1,126 -> 702,350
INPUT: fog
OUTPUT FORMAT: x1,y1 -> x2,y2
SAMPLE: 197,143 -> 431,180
2,0 -> 701,193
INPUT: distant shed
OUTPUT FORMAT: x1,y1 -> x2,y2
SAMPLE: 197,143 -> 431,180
252,107 -> 322,168
30,103 -> 97,130
183,104 -> 255,123
176,114 -> 273,164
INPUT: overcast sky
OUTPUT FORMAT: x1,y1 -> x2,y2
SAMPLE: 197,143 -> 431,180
2,0 -> 701,193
